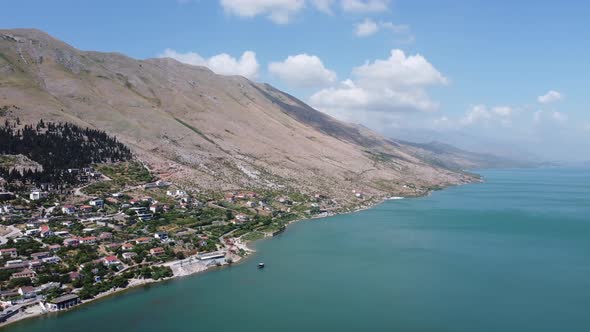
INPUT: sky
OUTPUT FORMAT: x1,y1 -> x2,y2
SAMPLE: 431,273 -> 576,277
2,0 -> 590,161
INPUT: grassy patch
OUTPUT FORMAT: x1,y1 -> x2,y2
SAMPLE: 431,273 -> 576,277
173,117 -> 215,144
97,161 -> 153,186
241,231 -> 265,242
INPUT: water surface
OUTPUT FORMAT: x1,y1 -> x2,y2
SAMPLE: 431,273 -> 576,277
7,168 -> 590,331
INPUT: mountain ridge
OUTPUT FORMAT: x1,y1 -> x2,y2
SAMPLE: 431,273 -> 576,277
0,28 -> 476,202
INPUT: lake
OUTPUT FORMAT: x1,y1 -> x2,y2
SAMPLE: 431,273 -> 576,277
6,168 -> 590,331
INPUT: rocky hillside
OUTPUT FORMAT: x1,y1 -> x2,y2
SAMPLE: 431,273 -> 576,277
0,29 -> 475,202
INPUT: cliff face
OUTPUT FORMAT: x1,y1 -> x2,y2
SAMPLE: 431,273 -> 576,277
0,29 -> 475,202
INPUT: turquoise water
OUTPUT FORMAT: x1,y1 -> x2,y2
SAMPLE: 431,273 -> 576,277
6,168 -> 590,331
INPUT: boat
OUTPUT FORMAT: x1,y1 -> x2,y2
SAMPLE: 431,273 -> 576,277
258,262 -> 265,269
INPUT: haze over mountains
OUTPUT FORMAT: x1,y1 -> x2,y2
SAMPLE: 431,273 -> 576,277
0,29 -> 512,201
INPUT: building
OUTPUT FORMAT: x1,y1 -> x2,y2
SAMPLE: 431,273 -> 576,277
149,204 -> 162,213
103,255 -> 121,266
154,232 -> 168,241
11,269 -> 37,280
48,244 -> 61,252
122,252 -> 137,260
61,205 -> 76,215
99,232 -> 113,241
29,190 -> 48,201
18,286 -> 36,298
39,225 -> 53,238
63,238 -> 80,247
46,294 -> 80,311
149,247 -> 165,256
166,190 -> 186,197
234,213 -> 249,223
42,256 -> 61,264
30,251 -> 50,260
121,243 -> 135,251
89,199 -> 104,207
135,237 -> 151,245
79,236 -> 97,245
79,205 -> 93,213
0,248 -> 17,258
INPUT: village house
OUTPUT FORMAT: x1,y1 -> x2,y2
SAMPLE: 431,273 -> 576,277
154,232 -> 168,241
166,189 -> 186,197
89,199 -> 104,208
79,236 -> 97,245
28,259 -> 43,270
11,268 -> 36,280
63,238 -> 80,247
79,205 -> 93,213
149,247 -> 165,257
42,256 -> 61,264
39,224 -> 53,238
244,201 -> 257,208
69,271 -> 82,281
30,251 -> 50,260
225,193 -> 236,202
0,248 -> 17,258
102,255 -> 121,266
121,243 -> 135,251
18,286 -> 36,298
234,213 -> 250,223
122,252 -> 137,260
46,294 -> 80,311
149,204 -> 162,214
99,232 -> 113,241
48,244 -> 61,252
29,190 -> 48,201
54,231 -> 70,237
61,205 -> 76,215
135,237 -> 151,245
24,229 -> 39,236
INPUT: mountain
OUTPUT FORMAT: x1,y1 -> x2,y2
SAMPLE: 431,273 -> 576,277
0,29 -> 476,203
398,140 -> 539,171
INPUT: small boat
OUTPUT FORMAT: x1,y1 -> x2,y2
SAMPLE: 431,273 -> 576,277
258,262 -> 265,269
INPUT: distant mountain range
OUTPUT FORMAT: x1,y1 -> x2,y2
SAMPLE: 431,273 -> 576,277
398,140 -> 540,171
0,29 -> 489,201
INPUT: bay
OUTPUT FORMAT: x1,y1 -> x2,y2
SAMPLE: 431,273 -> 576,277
7,168 -> 590,331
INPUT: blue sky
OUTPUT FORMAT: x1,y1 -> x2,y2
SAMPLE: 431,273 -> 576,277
2,0 -> 589,161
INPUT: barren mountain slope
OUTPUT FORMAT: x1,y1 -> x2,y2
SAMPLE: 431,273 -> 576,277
0,29 -> 475,202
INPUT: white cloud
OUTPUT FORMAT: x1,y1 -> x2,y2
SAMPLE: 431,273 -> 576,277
159,49 -> 260,79
310,0 -> 335,13
354,18 -> 379,37
492,106 -> 512,117
353,19 -> 415,43
537,90 -> 563,104
353,49 -> 448,88
460,105 -> 492,126
341,0 -> 390,13
310,49 -> 447,120
220,0 -> 305,24
551,111 -> 568,123
268,54 -> 337,87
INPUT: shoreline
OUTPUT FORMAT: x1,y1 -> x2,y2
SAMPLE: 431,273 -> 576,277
0,182 -> 475,329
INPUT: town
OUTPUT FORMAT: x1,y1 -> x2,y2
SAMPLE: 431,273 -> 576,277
0,122 -> 367,325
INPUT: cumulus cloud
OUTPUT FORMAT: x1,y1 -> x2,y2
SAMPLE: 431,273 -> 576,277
537,90 -> 563,104
310,49 -> 448,120
268,54 -> 337,87
159,49 -> 260,79
354,18 -> 379,37
220,0 -> 305,24
341,0 -> 390,13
